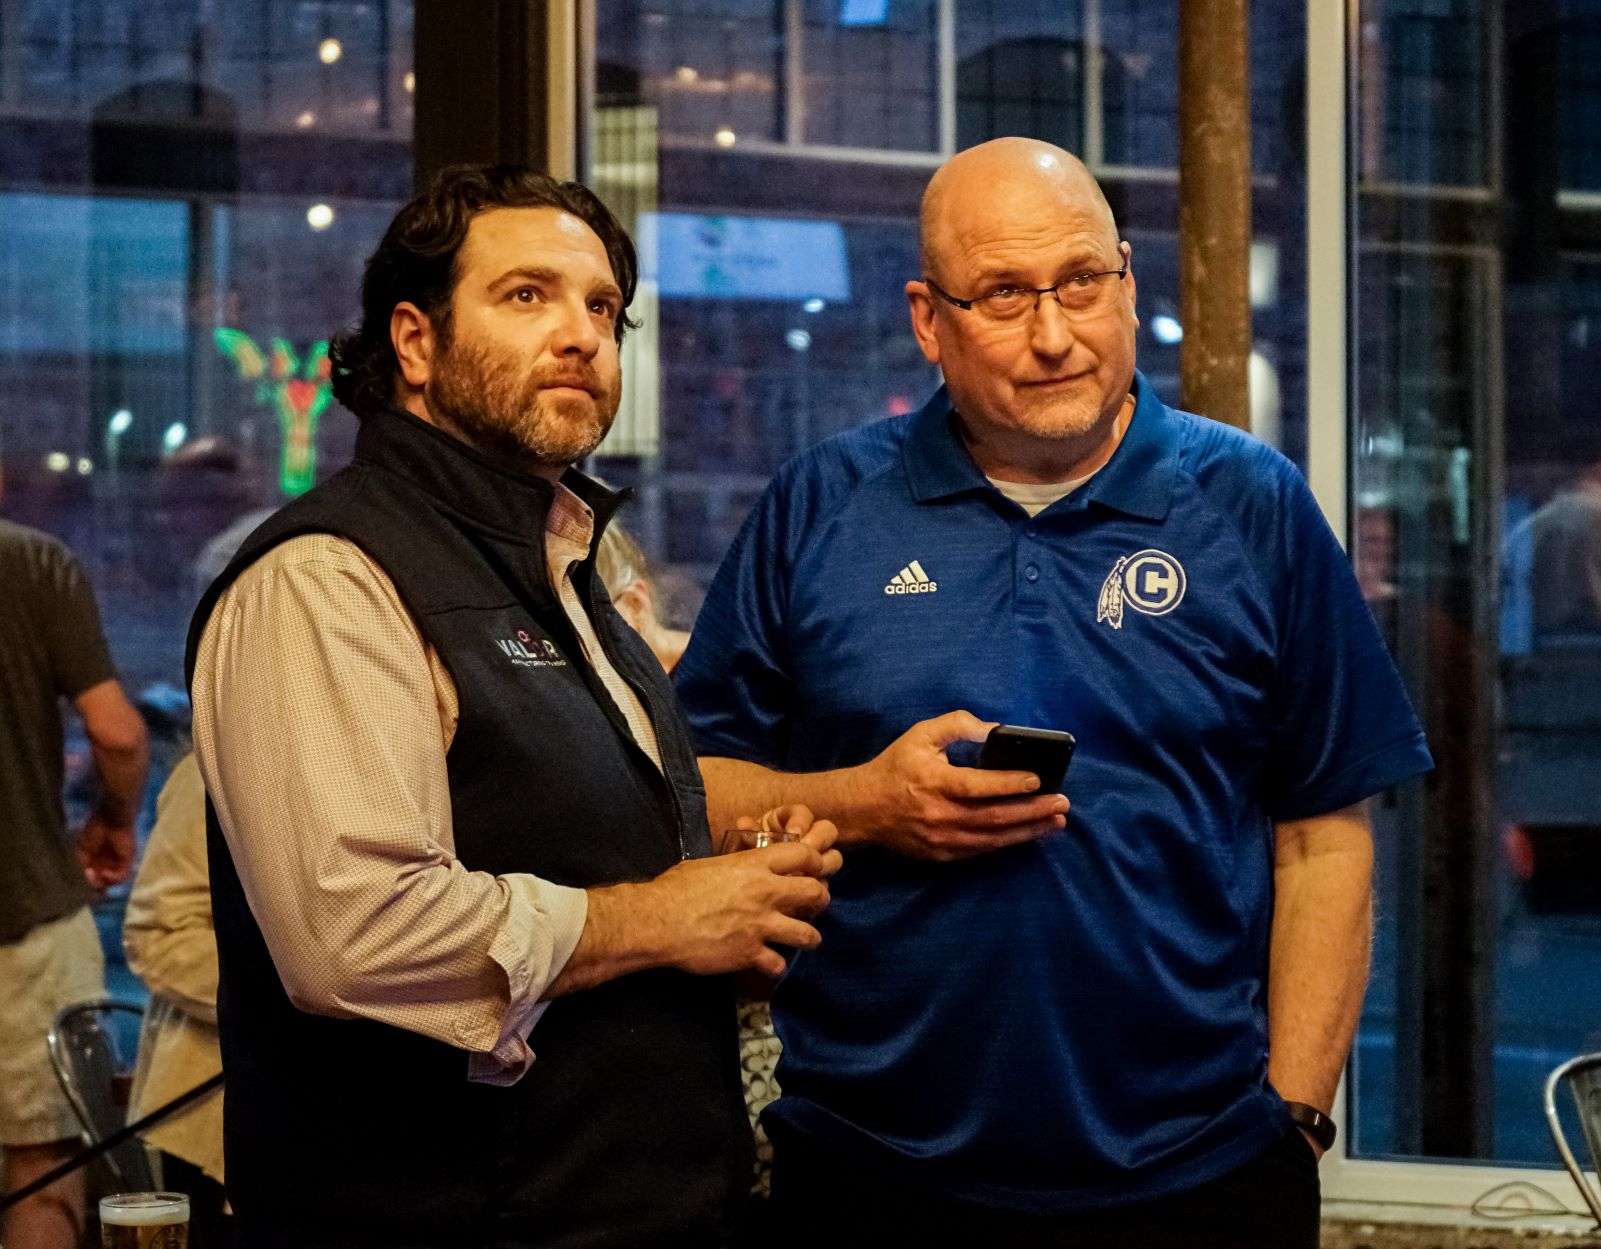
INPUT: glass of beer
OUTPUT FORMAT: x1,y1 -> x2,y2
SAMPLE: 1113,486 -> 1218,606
100,1192 -> 189,1248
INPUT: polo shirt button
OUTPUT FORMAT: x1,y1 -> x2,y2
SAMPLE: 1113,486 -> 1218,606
1024,564 -> 1040,583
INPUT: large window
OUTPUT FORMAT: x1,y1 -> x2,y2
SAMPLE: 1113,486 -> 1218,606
0,0 -> 412,1001
1348,0 -> 1601,1189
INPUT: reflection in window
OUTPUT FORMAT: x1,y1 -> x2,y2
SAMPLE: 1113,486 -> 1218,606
1352,0 -> 1601,1167
956,1 -> 1085,154
594,213 -> 935,576
800,0 -> 937,151
1099,0 -> 1302,175
1099,0 -> 1178,167
1559,14 -> 1601,192
1358,0 -> 1486,187
4,0 -> 413,135
596,0 -> 782,149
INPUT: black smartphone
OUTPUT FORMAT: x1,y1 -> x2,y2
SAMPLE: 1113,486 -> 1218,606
977,724 -> 1076,792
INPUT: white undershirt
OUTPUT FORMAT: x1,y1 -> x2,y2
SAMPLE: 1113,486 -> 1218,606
987,470 -> 1098,517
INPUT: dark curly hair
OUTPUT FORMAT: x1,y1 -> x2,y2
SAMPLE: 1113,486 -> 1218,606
329,164 -> 640,421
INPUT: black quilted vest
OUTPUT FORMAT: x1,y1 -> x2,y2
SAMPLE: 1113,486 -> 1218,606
185,408 -> 750,1248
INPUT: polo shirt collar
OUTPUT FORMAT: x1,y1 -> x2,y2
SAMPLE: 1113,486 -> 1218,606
901,369 -> 1179,521
901,386 -> 986,502
1072,370 -> 1179,521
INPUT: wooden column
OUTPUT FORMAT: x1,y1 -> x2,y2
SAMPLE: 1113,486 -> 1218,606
413,0 -> 561,188
1177,0 -> 1252,430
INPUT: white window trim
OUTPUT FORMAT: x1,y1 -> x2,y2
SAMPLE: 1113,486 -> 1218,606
1357,181 -> 1496,200
936,0 -> 956,155
547,0 -> 580,181
1319,1078 -> 1594,1227
1304,0 -> 1347,544
1083,0 -> 1105,167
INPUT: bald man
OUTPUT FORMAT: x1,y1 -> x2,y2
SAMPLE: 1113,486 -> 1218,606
676,139 -> 1431,1246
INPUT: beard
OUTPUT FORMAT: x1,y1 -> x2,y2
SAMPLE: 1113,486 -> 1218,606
1010,382 -> 1111,440
425,330 -> 621,469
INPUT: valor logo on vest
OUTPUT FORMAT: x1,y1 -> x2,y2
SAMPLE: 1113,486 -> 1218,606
496,627 -> 567,668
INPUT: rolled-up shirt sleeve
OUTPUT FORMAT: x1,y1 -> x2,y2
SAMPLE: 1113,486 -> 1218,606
190,535 -> 588,1085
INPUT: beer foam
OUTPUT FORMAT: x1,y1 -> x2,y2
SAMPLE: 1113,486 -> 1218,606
100,1195 -> 188,1226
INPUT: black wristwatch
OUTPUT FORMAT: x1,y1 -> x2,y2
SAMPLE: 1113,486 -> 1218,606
1284,1101 -> 1336,1152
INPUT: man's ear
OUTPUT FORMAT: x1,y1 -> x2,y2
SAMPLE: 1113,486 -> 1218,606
904,280 -> 942,367
611,580 -> 655,635
1121,241 -> 1139,329
392,301 -> 437,390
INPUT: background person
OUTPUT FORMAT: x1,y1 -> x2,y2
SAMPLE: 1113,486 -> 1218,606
675,138 -> 1434,1248
0,509 -> 149,1249
593,520 -> 691,672
1509,441 -> 1601,647
123,752 -> 228,1248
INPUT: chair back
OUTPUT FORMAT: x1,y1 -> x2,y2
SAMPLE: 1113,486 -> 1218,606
1545,1052 -> 1601,1226
47,1000 -> 156,1192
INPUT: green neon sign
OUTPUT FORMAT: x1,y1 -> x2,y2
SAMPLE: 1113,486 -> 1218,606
215,329 -> 333,496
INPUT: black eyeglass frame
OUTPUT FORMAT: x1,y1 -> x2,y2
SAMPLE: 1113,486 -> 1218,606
921,244 -> 1131,314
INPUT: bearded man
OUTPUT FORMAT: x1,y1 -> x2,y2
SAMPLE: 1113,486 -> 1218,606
187,166 -> 840,1249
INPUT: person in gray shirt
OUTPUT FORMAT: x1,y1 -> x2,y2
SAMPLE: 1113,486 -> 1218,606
0,512 -> 148,1249
1522,452 -> 1601,646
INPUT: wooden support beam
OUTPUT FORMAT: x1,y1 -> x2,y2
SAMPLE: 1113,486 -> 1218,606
1178,0 -> 1252,429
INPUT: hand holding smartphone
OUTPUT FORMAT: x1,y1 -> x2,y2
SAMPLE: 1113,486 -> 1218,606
977,724 -> 1076,793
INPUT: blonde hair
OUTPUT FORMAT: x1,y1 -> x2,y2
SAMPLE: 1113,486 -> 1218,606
594,522 -> 649,599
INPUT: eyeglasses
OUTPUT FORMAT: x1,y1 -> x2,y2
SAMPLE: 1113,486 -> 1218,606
923,247 -> 1130,324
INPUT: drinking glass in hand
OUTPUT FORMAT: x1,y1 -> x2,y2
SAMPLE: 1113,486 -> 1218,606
100,1192 -> 190,1248
744,810 -> 798,850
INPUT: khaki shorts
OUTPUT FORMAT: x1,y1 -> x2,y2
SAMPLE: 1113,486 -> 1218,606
0,906 -> 105,1146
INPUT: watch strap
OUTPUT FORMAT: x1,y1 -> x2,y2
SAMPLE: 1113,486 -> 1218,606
1284,1100 -> 1336,1151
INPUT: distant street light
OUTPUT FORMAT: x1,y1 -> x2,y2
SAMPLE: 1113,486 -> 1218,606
105,410 -> 132,473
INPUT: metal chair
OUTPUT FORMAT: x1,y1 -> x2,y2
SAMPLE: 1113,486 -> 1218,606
1544,1052 -> 1601,1226
46,1000 -> 156,1193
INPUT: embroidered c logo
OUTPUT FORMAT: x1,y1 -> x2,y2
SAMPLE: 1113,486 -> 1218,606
1120,549 -> 1187,616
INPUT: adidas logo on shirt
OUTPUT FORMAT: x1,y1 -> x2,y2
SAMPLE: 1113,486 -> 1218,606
885,560 -> 938,595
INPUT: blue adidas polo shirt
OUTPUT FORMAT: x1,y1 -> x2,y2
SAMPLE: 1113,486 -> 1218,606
675,371 -> 1432,1212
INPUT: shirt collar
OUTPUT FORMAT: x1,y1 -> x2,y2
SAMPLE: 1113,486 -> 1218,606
545,483 -> 598,579
901,369 -> 1179,521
